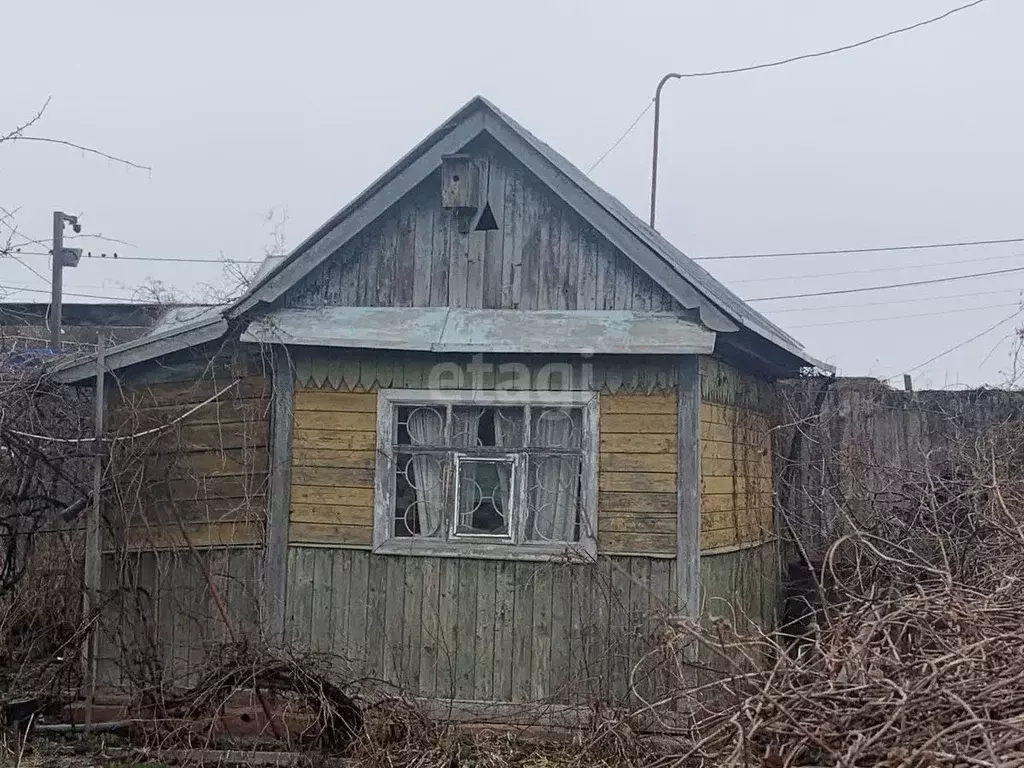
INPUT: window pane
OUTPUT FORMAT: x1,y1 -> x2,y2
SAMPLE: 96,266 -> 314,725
526,454 -> 581,542
455,458 -> 513,537
530,407 -> 582,449
397,406 -> 446,447
452,406 -> 525,448
394,451 -> 447,538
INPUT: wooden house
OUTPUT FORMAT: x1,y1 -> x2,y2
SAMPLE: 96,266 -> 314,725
54,96 -> 824,714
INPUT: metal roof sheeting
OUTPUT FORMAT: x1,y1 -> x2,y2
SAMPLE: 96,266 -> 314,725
241,308 -> 716,355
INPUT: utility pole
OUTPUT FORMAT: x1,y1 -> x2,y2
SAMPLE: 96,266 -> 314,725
650,72 -> 682,229
49,211 -> 82,350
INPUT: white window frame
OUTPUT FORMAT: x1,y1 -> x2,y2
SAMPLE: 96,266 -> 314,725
373,389 -> 599,562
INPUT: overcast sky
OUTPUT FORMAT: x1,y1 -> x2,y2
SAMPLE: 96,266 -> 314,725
2,0 -> 1020,387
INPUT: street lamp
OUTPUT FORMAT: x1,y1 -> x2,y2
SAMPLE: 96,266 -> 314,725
650,72 -> 682,229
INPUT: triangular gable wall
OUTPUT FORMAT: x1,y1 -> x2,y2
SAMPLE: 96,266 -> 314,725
278,136 -> 683,313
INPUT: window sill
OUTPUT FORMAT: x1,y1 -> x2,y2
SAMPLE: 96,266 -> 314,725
372,538 -> 596,563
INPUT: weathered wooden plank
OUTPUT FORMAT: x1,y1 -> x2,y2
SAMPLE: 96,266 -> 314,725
429,207 -> 450,307
291,485 -> 374,508
530,564 -> 554,700
346,550 -> 371,673
288,548 -> 315,652
519,181 -> 541,311
599,472 -> 677,493
293,390 -> 377,412
464,160 -> 488,308
598,513 -> 676,535
382,556 -> 406,685
226,548 -> 259,640
589,557 -> 613,699
566,563 -> 590,704
435,558 -> 460,699
595,238 -> 615,310
117,521 -> 263,551
454,558 -> 479,699
291,465 -> 375,488
598,531 -> 677,554
394,202 -> 416,307
576,224 -> 598,310
607,557 -> 632,700
599,491 -> 677,514
601,452 -> 677,474
506,171 -> 524,308
627,557 -> 652,702
412,195 -> 435,307
448,226 -> 470,309
292,429 -> 375,452
401,556 -> 423,691
537,203 -> 559,310
290,503 -> 372,527
363,555 -> 388,681
600,393 -> 677,415
418,557 -> 441,696
110,377 -> 271,410
359,233 -> 379,307
293,410 -> 376,432
492,560 -> 516,701
472,560 -> 497,701
549,565 -> 573,702
145,448 -> 270,478
601,413 -> 678,434
110,398 -> 270,433
329,550 -> 352,676
291,448 -> 376,470
310,549 -> 335,656
560,212 -> 578,310
144,421 -> 269,452
482,160 -> 506,309
599,433 -> 676,454
613,247 -> 634,310
510,561 -> 534,702
289,520 -> 364,548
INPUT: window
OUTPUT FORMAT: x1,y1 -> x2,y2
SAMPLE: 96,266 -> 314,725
373,390 -> 598,560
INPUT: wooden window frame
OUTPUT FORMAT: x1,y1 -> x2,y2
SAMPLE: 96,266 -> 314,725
373,388 -> 599,562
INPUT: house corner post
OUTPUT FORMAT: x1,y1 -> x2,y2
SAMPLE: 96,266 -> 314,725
265,345 -> 294,643
676,355 -> 701,618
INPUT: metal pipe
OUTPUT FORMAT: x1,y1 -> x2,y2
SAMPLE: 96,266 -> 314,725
650,73 -> 682,229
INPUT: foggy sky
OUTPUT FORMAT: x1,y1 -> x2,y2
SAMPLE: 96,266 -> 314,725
2,0 -> 1020,387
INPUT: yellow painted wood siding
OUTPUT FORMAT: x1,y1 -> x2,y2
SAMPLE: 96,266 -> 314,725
698,358 -> 775,551
105,376 -> 270,551
597,392 -> 678,554
289,388 -> 377,545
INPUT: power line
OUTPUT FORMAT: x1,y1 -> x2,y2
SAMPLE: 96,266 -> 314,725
727,252 -> 1024,285
0,284 -> 138,303
588,0 -> 989,172
767,287 -> 1024,314
697,235 -> 1024,262
788,301 -> 1022,329
898,307 -> 1024,378
747,265 -> 1024,303
587,102 -> 654,173
5,251 -> 261,265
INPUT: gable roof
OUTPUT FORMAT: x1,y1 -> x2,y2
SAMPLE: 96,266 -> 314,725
52,96 -> 826,383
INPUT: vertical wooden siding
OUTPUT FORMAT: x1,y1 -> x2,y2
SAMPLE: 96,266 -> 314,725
698,357 -> 775,551
97,548 -> 262,689
282,138 -> 683,314
598,392 -> 678,555
286,548 -> 676,704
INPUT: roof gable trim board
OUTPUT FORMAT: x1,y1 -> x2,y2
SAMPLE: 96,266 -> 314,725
229,111 -> 486,318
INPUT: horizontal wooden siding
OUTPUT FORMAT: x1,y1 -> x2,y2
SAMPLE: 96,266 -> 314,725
598,392 -> 677,555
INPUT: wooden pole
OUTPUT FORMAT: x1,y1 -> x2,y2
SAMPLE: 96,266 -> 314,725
83,337 -> 105,726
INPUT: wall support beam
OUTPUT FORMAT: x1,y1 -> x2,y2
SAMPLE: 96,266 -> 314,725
265,346 -> 294,642
676,355 -> 701,617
